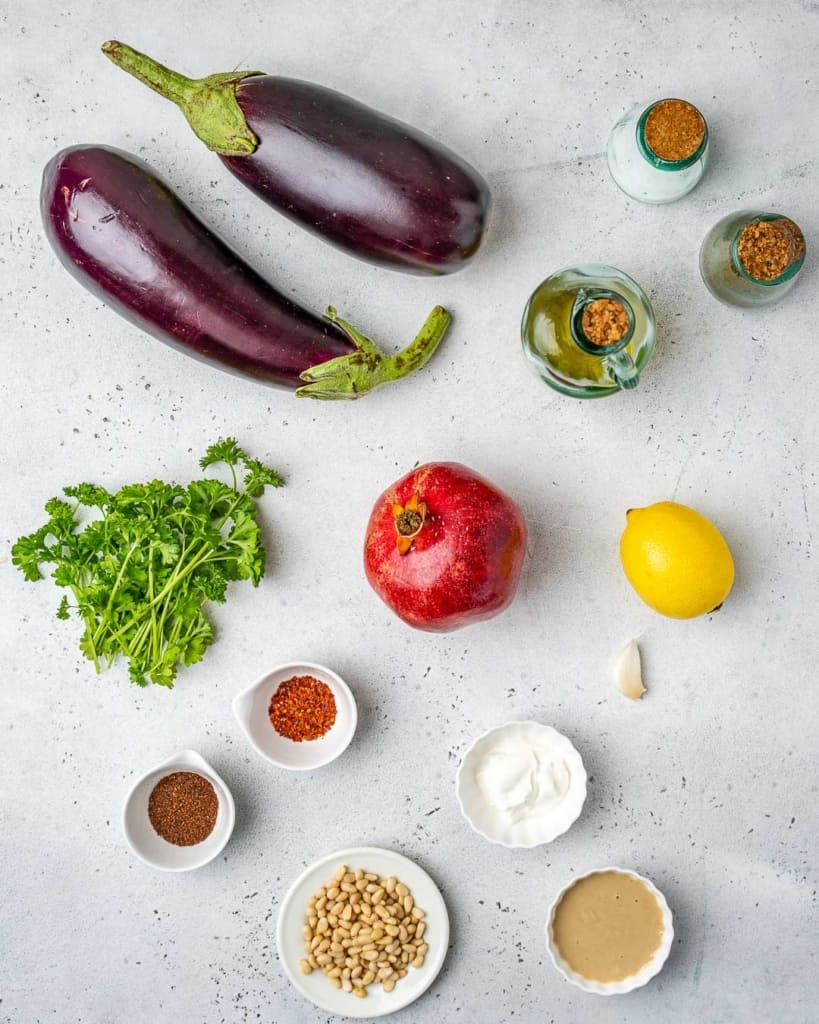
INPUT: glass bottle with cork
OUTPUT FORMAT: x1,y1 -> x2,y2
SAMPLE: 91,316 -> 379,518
699,212 -> 806,307
607,98 -> 709,204
521,264 -> 657,399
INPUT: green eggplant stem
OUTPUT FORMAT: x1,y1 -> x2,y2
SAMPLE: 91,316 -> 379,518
296,306 -> 452,400
101,40 -> 264,156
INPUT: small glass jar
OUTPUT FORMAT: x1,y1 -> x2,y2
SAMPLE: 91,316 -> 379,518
607,98 -> 709,204
521,264 -> 657,399
699,211 -> 806,307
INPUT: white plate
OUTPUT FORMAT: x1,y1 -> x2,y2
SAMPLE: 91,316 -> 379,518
456,721 -> 587,847
233,662 -> 357,771
277,846 -> 449,1018
545,866 -> 674,994
122,749 -> 236,871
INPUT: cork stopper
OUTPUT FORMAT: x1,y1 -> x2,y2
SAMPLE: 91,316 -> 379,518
736,217 -> 806,282
644,100 -> 705,162
581,298 -> 630,347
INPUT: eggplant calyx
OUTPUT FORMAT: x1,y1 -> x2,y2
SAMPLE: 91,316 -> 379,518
296,305 -> 451,401
101,40 -> 264,156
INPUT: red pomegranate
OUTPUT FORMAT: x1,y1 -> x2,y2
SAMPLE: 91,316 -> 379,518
363,462 -> 527,632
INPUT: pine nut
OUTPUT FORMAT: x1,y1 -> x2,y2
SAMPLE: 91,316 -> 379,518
302,865 -> 428,1000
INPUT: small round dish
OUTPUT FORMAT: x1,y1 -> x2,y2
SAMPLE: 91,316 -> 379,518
455,721 -> 587,848
122,749 -> 235,871
545,866 -> 674,995
232,661 -> 357,771
277,846 -> 449,1018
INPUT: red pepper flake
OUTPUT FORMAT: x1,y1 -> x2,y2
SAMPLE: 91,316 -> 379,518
269,675 -> 337,742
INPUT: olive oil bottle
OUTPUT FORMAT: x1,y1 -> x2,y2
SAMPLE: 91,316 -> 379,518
521,264 -> 657,399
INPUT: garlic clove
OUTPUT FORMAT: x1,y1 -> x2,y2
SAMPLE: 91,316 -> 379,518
614,639 -> 646,700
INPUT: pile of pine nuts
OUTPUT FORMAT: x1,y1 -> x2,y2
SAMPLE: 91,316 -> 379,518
299,864 -> 428,998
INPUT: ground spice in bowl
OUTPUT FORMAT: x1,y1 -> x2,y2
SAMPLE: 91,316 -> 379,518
269,675 -> 337,742
736,217 -> 805,282
148,771 -> 218,846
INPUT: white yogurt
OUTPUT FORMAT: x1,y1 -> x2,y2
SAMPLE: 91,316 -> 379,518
456,722 -> 587,848
475,738 -> 571,825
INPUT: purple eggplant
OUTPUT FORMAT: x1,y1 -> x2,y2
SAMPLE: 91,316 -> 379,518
101,41 -> 491,276
42,145 -> 450,399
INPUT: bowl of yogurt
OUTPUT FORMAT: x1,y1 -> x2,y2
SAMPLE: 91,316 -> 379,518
455,721 -> 587,848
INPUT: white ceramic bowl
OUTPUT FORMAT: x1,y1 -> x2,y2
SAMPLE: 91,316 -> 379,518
122,749 -> 236,871
277,846 -> 449,1018
455,721 -> 587,848
545,866 -> 674,995
232,662 -> 357,771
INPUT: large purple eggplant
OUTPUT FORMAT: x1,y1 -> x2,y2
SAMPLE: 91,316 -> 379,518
101,41 -> 491,276
42,145 -> 450,398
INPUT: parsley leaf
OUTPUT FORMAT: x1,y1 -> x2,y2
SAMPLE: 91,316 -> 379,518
13,440 -> 283,688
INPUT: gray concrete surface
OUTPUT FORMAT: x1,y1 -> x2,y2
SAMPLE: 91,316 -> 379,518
1,2 -> 816,1022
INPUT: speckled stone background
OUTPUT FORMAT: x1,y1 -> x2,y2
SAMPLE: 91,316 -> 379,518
1,2 -> 817,1022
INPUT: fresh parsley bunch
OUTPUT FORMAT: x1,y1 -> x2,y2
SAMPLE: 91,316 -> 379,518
12,439 -> 283,688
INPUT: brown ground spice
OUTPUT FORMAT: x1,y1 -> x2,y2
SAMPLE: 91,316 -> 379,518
736,218 -> 805,281
581,298 -> 630,346
148,771 -> 218,846
644,100 -> 705,162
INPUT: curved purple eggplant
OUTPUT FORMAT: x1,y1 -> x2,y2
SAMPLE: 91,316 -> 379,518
41,145 -> 450,399
101,41 -> 491,276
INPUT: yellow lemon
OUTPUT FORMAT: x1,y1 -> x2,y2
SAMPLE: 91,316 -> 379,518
620,501 -> 735,618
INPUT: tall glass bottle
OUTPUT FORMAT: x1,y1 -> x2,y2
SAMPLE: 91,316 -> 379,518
699,211 -> 806,307
607,99 -> 709,204
521,264 -> 657,399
